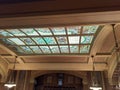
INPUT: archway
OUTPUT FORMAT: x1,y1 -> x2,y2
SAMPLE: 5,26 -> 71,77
34,73 -> 83,90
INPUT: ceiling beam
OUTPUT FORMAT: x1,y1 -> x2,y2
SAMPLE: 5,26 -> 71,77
1,11 -> 120,28
96,53 -> 111,57
8,63 -> 108,71
1,53 -> 111,58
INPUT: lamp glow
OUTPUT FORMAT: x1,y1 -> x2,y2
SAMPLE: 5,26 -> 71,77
4,83 -> 16,88
90,86 -> 102,90
4,56 -> 17,88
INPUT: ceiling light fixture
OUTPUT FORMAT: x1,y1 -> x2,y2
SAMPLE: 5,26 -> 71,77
90,55 -> 102,90
4,56 -> 17,88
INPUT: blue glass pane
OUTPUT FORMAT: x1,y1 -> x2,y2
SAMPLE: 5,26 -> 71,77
82,26 -> 99,34
7,29 -> 26,36
21,28 -> 39,36
80,45 -> 90,53
44,37 -> 56,44
50,46 -> 60,53
68,36 -> 80,44
8,38 -> 25,45
70,45 -> 79,53
36,28 -> 52,35
32,37 -> 46,45
52,27 -> 66,35
81,36 -> 93,44
56,37 -> 67,44
20,46 -> 33,54
67,26 -> 81,35
30,46 -> 42,54
60,46 -> 69,53
40,46 -> 51,53
20,38 -> 35,45
0,30 -> 13,36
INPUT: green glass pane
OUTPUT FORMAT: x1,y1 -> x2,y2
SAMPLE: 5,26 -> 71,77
50,46 -> 60,53
52,27 -> 66,35
40,46 -> 51,53
60,46 -> 69,53
70,45 -> 79,53
68,36 -> 80,44
8,38 -> 25,45
67,26 -> 81,35
44,37 -> 56,44
7,29 -> 26,36
82,25 -> 99,34
30,46 -> 42,54
36,28 -> 52,36
56,37 -> 67,44
20,46 -> 33,54
20,38 -> 35,45
81,36 -> 93,44
21,28 -> 39,36
10,46 -> 25,53
0,30 -> 13,36
32,37 -> 46,45
80,45 -> 90,53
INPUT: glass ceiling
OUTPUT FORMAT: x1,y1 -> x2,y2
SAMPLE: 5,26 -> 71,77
0,25 -> 99,55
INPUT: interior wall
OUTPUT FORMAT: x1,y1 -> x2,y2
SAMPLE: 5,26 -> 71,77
34,73 -> 83,90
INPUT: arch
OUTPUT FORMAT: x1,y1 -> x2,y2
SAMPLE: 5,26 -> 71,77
89,25 -> 113,63
31,71 -> 87,84
89,24 -> 120,84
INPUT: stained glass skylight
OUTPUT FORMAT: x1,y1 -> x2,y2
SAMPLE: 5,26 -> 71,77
0,25 -> 100,55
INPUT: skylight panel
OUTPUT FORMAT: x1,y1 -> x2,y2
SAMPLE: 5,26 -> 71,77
20,46 -> 33,54
8,38 -> 25,45
40,46 -> 51,53
20,38 -> 35,45
36,28 -> 52,36
11,46 -> 25,53
0,30 -> 13,36
1,39 -> 16,45
81,36 -> 93,44
43,37 -> 56,44
56,37 -> 67,44
0,25 -> 100,55
32,37 -> 46,45
80,45 -> 90,53
52,27 -> 66,35
82,25 -> 99,34
7,29 -> 26,36
30,46 -> 42,54
21,28 -> 39,36
50,46 -> 60,53
60,45 -> 69,53
70,45 -> 79,53
68,36 -> 80,44
67,26 -> 81,35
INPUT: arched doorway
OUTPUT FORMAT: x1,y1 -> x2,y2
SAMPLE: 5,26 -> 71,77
34,73 -> 83,90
